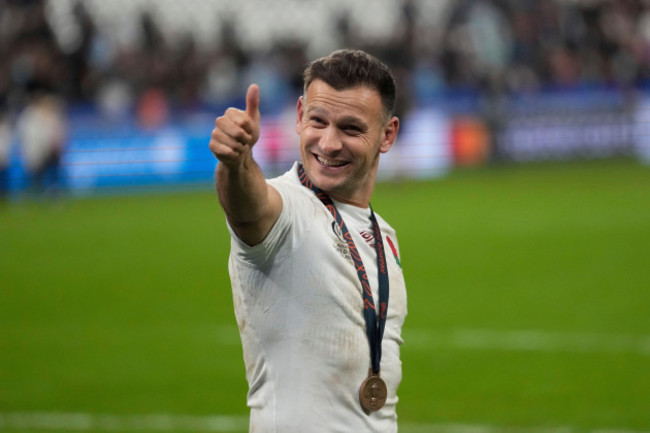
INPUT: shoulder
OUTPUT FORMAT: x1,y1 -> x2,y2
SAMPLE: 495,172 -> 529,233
372,210 -> 397,238
268,163 -> 308,193
229,163 -> 325,265
267,162 -> 321,211
373,209 -> 403,259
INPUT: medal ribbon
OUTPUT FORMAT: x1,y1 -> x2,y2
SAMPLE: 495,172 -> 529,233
298,164 -> 389,375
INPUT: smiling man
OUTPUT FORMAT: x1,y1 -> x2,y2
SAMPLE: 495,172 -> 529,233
209,49 -> 407,433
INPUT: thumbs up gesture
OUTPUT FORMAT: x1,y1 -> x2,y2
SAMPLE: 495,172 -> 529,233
210,84 -> 261,166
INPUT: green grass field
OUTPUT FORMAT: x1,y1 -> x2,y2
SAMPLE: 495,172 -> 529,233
2,158 -> 650,432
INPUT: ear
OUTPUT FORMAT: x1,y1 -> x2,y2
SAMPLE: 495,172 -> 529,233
379,116 -> 400,154
295,96 -> 305,135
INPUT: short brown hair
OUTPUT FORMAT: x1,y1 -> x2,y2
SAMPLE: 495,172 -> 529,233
303,49 -> 396,119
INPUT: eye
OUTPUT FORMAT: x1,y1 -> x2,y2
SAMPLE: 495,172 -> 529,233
343,125 -> 363,135
310,116 -> 326,126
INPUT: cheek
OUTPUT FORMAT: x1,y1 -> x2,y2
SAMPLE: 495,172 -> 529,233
298,132 -> 314,156
300,128 -> 321,145
350,136 -> 374,155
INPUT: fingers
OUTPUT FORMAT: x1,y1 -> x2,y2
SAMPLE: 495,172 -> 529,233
245,84 -> 260,120
219,108 -> 254,143
209,109 -> 255,163
210,84 -> 262,164
210,114 -> 251,161
209,141 -> 246,163
245,84 -> 261,145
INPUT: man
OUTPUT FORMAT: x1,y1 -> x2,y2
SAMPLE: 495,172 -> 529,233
210,49 -> 407,432
17,91 -> 67,197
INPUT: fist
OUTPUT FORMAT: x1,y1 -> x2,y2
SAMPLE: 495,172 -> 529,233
209,84 -> 261,165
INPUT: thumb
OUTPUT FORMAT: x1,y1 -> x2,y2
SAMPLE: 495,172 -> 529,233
245,84 -> 260,119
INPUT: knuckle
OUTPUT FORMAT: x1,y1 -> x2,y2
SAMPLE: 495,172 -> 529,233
232,130 -> 248,142
224,108 -> 242,119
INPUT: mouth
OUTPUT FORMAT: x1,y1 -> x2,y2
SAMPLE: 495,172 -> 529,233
314,154 -> 349,168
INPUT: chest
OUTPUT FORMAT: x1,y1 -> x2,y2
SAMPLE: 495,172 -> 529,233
298,205 -> 407,327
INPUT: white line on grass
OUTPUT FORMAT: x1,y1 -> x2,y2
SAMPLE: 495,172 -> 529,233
400,423 -> 650,433
1,413 -> 648,433
216,325 -> 650,356
403,329 -> 650,355
0,412 -> 248,432
400,424 -> 573,433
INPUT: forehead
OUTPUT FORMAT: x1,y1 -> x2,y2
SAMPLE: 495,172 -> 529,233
304,80 -> 384,121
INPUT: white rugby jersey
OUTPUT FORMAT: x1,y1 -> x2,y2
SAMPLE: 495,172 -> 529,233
227,162 -> 407,433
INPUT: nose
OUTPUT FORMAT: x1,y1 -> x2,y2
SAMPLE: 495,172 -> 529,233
319,126 -> 342,155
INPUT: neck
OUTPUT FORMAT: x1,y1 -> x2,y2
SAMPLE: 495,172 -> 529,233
326,167 -> 377,208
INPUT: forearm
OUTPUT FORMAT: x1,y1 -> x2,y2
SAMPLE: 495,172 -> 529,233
210,84 -> 281,245
216,153 -> 269,225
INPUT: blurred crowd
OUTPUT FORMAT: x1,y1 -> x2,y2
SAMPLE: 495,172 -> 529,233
439,0 -> 650,92
2,0 -> 650,112
1,0 -> 650,198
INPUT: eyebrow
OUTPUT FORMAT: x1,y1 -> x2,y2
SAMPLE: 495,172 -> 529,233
338,116 -> 367,130
306,107 -> 367,129
306,106 -> 328,117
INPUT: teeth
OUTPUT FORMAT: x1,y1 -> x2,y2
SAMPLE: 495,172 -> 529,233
317,156 -> 346,167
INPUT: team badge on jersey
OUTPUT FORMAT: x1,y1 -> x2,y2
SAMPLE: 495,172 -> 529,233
331,221 -> 351,260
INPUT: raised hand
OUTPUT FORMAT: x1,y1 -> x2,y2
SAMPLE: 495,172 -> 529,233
209,84 -> 261,166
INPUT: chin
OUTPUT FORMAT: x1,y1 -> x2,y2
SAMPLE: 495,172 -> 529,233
309,171 -> 341,192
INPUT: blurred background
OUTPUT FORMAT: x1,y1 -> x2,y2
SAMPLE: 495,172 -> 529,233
1,0 -> 649,196
1,1 -> 650,432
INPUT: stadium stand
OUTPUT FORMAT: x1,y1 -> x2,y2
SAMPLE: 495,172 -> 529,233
1,0 -> 649,196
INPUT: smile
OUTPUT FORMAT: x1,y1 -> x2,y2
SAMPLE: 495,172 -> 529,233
315,155 -> 348,167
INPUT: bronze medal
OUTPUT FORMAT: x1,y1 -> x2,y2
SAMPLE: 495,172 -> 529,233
359,370 -> 387,413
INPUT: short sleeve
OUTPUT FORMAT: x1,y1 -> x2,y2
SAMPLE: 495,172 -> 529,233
228,176 -> 316,268
227,186 -> 290,269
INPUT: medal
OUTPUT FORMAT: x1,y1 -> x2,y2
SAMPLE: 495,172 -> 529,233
359,369 -> 387,413
298,164 -> 391,415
